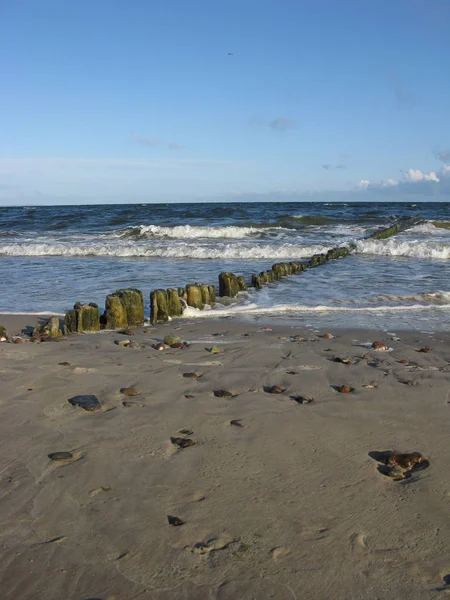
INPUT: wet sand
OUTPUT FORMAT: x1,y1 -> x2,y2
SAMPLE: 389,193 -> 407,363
0,314 -> 450,600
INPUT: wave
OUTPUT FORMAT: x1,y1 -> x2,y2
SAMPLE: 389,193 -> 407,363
182,301 -> 450,319
114,224 -> 286,239
355,239 -> 450,259
376,292 -> 450,304
0,242 -> 331,260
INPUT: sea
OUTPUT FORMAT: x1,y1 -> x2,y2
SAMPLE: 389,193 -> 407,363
0,201 -> 449,331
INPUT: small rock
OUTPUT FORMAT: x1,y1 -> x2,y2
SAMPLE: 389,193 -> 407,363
58,361 -> 71,367
122,401 -> 144,408
170,436 -> 196,448
322,333 -> 335,339
230,419 -> 243,427
68,394 -> 101,412
399,359 -> 409,365
183,372 -> 199,379
333,357 -> 353,365
12,337 -> 24,344
338,385 -> 353,393
179,428 -> 193,435
164,334 -> 181,346
48,452 -> 73,461
170,342 -> 185,349
265,385 -> 285,394
213,390 -> 233,398
127,342 -> 143,349
167,515 -> 184,526
372,341 -> 387,351
206,346 -> 221,354
120,387 -> 140,397
291,395 -> 314,404
418,346 -> 431,353
115,339 -> 131,347
184,394 -> 195,399
155,342 -> 168,351
388,452 -> 427,470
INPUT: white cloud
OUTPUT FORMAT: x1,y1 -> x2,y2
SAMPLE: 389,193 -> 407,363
403,168 -> 440,183
357,179 -> 370,190
381,178 -> 398,187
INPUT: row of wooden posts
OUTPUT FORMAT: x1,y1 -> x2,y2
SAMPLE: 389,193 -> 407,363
62,217 -> 421,334
62,246 -> 350,333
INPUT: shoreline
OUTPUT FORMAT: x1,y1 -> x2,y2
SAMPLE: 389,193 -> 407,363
1,315 -> 449,598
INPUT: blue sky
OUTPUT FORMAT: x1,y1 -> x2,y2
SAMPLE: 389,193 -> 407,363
1,0 -> 449,204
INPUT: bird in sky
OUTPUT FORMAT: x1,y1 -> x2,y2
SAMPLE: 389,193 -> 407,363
228,52 -> 233,55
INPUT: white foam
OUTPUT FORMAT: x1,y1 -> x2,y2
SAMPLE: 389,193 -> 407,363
182,302 -> 450,319
0,242 -> 331,259
355,239 -> 450,259
115,224 -> 288,239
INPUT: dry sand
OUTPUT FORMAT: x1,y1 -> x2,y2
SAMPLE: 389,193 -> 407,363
0,314 -> 450,600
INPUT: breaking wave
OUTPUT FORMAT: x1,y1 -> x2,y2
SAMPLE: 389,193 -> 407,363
355,239 -> 450,259
0,242 -> 332,260
113,224 -> 287,239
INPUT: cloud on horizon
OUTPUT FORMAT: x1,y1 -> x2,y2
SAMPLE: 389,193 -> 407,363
269,118 -> 297,132
132,131 -> 186,150
322,164 -> 346,170
357,163 -> 450,196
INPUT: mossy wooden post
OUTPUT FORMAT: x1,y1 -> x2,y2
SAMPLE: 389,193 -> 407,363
208,285 -> 216,304
186,284 -> 203,309
0,324 -> 8,340
114,288 -> 144,326
178,287 -> 187,301
63,309 -> 77,334
218,272 -> 239,297
237,276 -> 248,291
272,263 -> 285,280
104,294 -> 128,330
200,284 -> 211,306
251,274 -> 262,289
259,271 -> 269,284
150,289 -> 169,324
79,303 -> 100,332
64,303 -> 100,334
167,288 -> 183,317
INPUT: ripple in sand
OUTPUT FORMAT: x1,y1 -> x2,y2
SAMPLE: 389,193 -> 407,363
48,452 -> 73,461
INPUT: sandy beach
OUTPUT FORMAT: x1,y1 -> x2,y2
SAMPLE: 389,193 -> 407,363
1,314 -> 450,599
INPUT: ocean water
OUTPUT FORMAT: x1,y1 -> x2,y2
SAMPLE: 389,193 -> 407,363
0,201 -> 449,331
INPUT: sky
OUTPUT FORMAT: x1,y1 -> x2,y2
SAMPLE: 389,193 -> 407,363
1,0 -> 450,205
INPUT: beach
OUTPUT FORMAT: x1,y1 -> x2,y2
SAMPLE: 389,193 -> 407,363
1,314 -> 449,599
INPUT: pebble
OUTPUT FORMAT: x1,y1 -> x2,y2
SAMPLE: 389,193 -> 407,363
183,372 -> 199,379
206,346 -> 221,354
265,385 -> 285,394
120,387 -> 140,396
230,419 -> 243,427
115,339 -> 131,347
322,333 -> 335,339
167,515 -> 184,526
170,436 -> 196,448
184,394 -> 195,399
164,334 -> 181,346
399,359 -> 409,365
12,337 -> 23,344
418,346 -> 432,353
291,395 -> 314,404
213,390 -> 233,398
155,342 -> 168,351
338,385 -> 353,393
48,452 -> 73,461
68,394 -> 102,412
372,341 -> 387,350
179,428 -> 193,435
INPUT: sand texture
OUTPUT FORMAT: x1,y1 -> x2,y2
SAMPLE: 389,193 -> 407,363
0,315 -> 450,599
